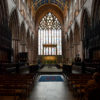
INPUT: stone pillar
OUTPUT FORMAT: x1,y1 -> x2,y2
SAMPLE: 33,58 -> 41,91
18,41 -> 21,53
66,48 -> 70,64
80,41 -> 83,61
28,48 -> 32,64
31,48 -> 34,64
33,31 -> 38,64
12,39 -> 19,62
19,41 -> 26,52
22,43 -> 26,52
30,49 -> 34,64
69,46 -> 74,64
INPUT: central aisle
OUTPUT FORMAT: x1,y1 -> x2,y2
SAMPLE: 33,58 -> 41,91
29,75 -> 76,100
39,65 -> 62,73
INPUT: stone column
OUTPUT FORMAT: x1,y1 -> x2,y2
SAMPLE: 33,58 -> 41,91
12,38 -> 19,62
28,48 -> 32,64
80,41 -> 83,61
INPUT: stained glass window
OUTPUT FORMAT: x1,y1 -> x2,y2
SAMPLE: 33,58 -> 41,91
38,12 -> 62,55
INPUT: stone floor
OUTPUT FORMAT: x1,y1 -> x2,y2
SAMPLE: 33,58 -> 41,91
27,65 -> 81,100
28,74 -> 77,100
39,66 -> 62,73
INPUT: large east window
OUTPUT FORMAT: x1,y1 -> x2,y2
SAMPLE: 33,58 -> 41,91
38,12 -> 62,55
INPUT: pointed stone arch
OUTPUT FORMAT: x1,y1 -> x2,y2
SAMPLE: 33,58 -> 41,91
80,8 -> 91,41
0,0 -> 11,63
35,4 -> 64,30
74,21 -> 80,43
69,30 -> 74,62
19,22 -> 26,52
91,0 -> 100,25
0,0 -> 8,24
20,22 -> 26,42
90,0 -> 100,60
9,9 -> 20,62
9,9 -> 19,39
73,21 -> 80,58
80,8 -> 91,60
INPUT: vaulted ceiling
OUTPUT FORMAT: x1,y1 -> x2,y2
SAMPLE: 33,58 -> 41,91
31,0 -> 71,29
33,0 -> 67,11
35,4 -> 64,29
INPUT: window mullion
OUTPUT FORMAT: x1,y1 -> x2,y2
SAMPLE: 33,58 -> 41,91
38,12 -> 62,56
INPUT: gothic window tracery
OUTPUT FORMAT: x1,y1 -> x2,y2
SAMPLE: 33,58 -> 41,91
38,12 -> 62,55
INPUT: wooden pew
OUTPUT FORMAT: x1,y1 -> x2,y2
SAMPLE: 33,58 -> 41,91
67,74 -> 92,100
0,74 -> 36,100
